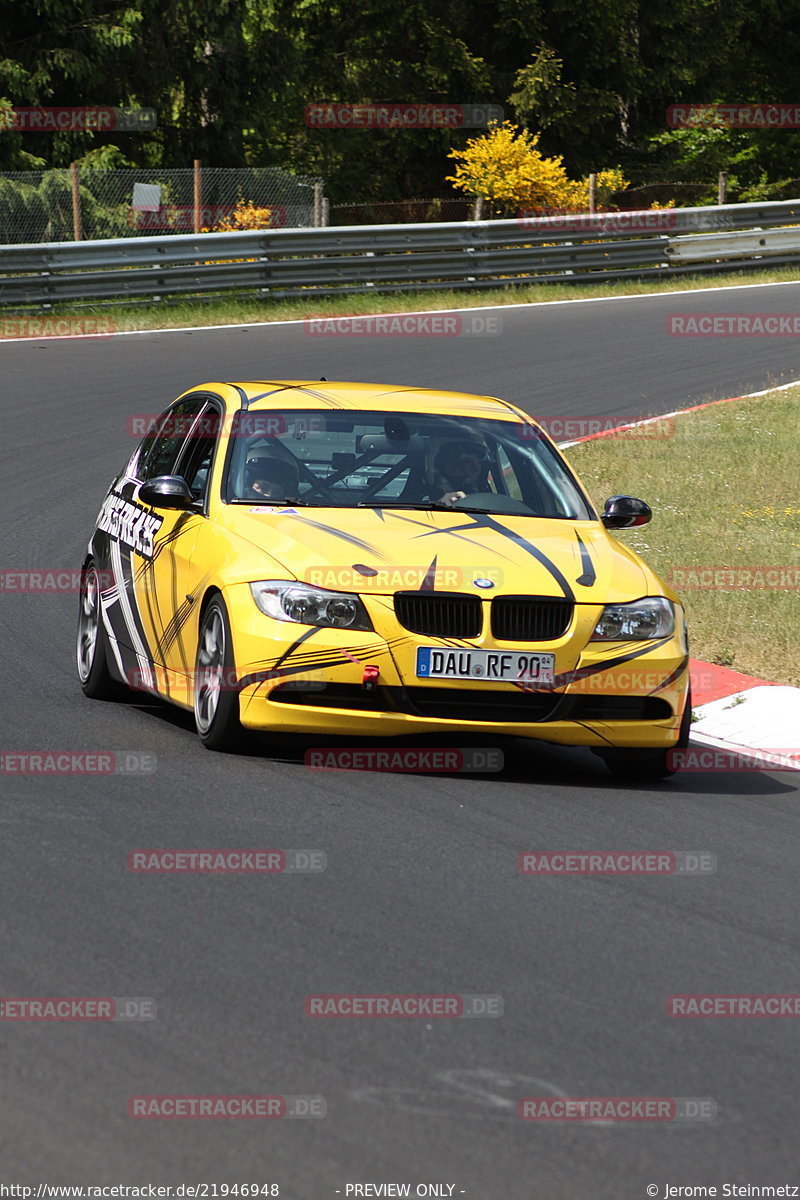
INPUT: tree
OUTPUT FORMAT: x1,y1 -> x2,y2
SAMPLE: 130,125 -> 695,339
0,0 -> 143,168
447,121 -> 627,215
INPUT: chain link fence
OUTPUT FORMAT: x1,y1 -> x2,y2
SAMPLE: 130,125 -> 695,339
330,197 -> 476,224
0,165 -> 324,243
4,168 -> 795,244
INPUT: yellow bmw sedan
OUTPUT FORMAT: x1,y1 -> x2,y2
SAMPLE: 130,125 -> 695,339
77,380 -> 691,776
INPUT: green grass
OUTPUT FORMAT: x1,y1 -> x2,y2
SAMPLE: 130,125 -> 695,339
3,264 -> 800,333
564,386 -> 800,686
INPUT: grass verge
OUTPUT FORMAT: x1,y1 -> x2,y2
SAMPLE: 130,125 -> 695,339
3,265 -> 800,334
564,386 -> 800,686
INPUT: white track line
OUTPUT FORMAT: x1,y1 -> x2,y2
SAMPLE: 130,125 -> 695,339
558,376 -> 800,447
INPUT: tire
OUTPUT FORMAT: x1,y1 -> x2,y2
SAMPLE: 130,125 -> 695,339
597,684 -> 693,781
77,560 -> 121,700
194,594 -> 246,752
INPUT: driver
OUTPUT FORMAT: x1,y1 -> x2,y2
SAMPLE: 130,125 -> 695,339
430,440 -> 491,506
245,455 -> 300,500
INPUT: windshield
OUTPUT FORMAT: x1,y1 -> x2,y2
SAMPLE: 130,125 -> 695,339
224,409 -> 594,520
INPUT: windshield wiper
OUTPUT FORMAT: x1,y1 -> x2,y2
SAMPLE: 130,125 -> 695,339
232,497 -> 318,506
358,501 -> 496,514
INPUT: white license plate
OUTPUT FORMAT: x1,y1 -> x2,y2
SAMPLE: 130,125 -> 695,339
416,647 -> 555,684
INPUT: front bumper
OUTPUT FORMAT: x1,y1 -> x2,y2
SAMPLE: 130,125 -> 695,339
225,584 -> 690,748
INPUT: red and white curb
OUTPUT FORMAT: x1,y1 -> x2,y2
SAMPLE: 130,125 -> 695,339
687,660 -> 800,770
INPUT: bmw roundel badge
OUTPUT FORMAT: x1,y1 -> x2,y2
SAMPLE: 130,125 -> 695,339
473,578 -> 495,589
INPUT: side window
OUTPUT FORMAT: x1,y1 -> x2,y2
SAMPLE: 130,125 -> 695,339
137,397 -> 207,481
130,422 -> 161,480
174,405 -> 221,503
495,444 -> 523,500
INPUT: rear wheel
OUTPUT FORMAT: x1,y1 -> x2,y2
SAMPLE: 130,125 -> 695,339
194,595 -> 246,752
597,684 -> 692,780
77,561 -> 120,700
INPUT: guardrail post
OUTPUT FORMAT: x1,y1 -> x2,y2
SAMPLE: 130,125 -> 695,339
718,171 -> 728,205
471,196 -> 484,221
313,182 -> 323,227
70,162 -> 83,241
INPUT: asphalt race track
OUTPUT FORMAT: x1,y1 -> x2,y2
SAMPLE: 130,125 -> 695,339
2,281 -> 800,1195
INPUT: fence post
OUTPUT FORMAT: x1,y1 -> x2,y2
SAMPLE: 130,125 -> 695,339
193,159 -> 202,233
70,162 -> 83,241
311,180 -> 326,226
588,172 -> 597,214
471,196 -> 484,221
718,171 -> 728,205
321,196 -> 330,227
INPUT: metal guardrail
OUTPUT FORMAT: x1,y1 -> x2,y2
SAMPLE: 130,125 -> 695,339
2,199 -> 800,307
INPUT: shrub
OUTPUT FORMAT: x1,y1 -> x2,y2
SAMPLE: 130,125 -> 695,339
447,121 -> 628,216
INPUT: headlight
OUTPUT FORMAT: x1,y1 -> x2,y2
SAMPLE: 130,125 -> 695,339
250,581 -> 373,631
590,597 -> 674,641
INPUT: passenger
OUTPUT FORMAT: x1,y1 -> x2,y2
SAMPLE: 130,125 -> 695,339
245,456 -> 300,500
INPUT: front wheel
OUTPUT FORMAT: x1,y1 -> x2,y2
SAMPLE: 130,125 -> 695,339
194,595 -> 246,752
596,684 -> 693,781
77,561 -> 121,700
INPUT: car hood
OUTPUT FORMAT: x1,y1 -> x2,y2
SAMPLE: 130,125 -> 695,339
223,506 -> 660,603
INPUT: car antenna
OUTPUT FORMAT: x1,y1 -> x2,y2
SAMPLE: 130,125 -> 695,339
320,376 -> 327,381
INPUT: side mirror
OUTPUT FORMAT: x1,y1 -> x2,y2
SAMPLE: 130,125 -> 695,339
601,495 -> 652,529
139,475 -> 194,510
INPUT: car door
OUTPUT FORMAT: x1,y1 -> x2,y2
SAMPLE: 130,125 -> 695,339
99,395 -> 213,701
155,400 -> 224,697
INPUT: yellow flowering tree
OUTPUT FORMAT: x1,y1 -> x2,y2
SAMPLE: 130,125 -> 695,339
559,168 -> 629,212
202,200 -> 274,232
447,122 -> 628,216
